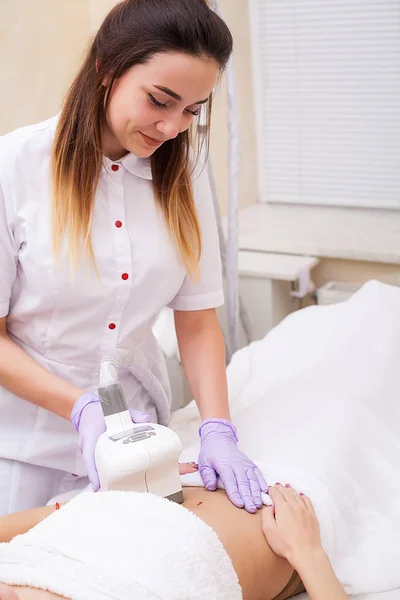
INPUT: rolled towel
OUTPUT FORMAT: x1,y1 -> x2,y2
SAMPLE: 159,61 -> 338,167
0,491 -> 241,600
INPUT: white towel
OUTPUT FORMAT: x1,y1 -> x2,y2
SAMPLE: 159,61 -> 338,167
0,491 -> 241,600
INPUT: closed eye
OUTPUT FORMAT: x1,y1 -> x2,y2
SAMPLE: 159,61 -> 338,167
149,93 -> 200,117
187,107 -> 201,117
149,93 -> 167,109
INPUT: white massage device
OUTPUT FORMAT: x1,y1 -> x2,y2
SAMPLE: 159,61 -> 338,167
95,351 -> 184,503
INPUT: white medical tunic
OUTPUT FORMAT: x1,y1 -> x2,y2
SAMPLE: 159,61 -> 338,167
0,116 -> 223,477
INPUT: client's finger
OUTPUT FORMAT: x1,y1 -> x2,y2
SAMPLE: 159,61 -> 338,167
199,464 -> 218,491
282,485 -> 305,507
261,505 -> 276,535
218,466 -> 245,509
178,462 -> 198,475
268,486 -> 287,512
301,493 -> 316,515
247,468 -> 263,508
276,484 -> 299,506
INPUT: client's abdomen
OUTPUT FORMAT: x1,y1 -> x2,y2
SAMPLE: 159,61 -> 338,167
182,488 -> 302,600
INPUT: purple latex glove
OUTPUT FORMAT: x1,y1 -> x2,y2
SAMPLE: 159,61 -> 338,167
70,392 -> 151,492
198,418 -> 268,513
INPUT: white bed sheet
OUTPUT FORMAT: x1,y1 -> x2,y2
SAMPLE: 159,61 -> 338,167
171,280 -> 400,600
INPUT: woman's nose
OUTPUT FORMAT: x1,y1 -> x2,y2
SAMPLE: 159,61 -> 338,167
155,117 -> 182,140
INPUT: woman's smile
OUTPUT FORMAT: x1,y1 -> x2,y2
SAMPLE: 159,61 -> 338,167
139,131 -> 165,147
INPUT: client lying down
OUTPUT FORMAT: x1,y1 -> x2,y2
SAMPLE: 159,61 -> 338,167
1,281 -> 399,599
0,463 -> 344,600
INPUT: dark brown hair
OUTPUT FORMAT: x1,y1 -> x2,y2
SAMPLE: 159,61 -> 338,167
51,0 -> 233,277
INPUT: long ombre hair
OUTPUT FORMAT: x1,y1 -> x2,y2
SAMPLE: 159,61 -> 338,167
51,0 -> 232,278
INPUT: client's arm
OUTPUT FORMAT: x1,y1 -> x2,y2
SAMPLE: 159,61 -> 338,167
0,504 -> 62,543
262,484 -> 349,600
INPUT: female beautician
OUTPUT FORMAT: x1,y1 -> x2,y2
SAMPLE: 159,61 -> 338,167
0,0 -> 267,516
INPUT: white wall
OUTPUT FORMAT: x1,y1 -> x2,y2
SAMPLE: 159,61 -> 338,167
0,0 -> 91,133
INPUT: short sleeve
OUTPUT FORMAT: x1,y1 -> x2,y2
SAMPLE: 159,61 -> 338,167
0,179 -> 19,317
168,164 -> 224,311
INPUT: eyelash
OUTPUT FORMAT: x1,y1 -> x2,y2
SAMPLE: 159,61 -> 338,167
148,93 -> 201,117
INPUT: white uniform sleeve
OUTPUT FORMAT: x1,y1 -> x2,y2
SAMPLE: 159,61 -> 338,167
168,165 -> 224,311
0,180 -> 18,317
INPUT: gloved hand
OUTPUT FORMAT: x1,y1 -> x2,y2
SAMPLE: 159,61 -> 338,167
198,418 -> 268,513
70,392 -> 151,492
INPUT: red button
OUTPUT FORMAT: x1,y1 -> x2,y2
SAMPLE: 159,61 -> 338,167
121,273 -> 129,280
115,220 -> 122,228
111,164 -> 119,172
109,323 -> 116,330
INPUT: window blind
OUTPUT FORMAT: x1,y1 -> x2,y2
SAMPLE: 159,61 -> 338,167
249,0 -> 400,209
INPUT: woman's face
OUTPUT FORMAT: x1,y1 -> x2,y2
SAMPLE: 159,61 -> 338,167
103,52 -> 220,161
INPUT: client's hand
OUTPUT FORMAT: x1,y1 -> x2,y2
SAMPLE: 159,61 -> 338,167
198,418 -> 268,513
261,484 -> 321,563
261,484 -> 349,600
70,393 -> 151,492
